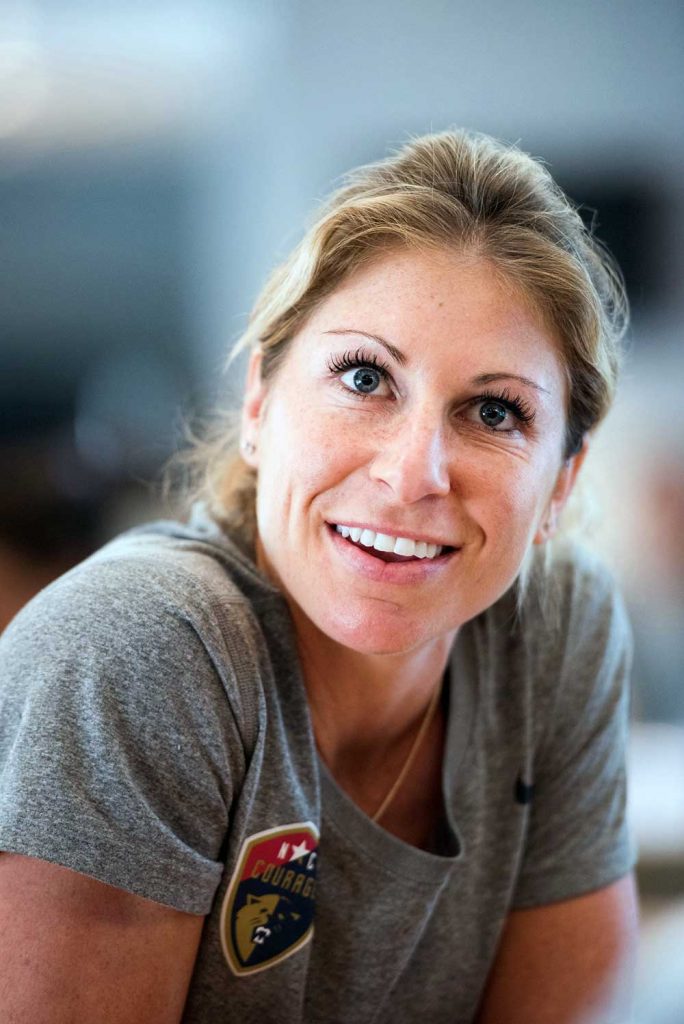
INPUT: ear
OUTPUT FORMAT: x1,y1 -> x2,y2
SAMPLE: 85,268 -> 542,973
240,349 -> 267,468
533,436 -> 590,545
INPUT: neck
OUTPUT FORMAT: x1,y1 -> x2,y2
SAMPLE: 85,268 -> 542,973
287,601 -> 455,773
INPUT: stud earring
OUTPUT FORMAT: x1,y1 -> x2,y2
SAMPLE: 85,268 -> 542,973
241,440 -> 256,456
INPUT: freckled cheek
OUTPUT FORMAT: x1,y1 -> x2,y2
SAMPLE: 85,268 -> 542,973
470,470 -> 541,539
261,405 -> 358,503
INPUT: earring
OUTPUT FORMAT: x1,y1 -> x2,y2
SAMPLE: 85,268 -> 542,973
534,511 -> 553,543
241,440 -> 256,457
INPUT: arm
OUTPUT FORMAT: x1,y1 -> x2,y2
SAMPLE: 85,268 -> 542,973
476,873 -> 639,1024
0,558 -> 242,914
0,853 -> 205,1024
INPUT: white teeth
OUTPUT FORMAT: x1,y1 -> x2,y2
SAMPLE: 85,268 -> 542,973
334,524 -> 444,559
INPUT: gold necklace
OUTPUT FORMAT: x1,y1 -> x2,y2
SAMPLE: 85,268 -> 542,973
371,679 -> 443,823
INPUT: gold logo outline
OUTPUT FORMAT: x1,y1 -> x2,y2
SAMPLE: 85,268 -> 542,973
220,820 -> 319,977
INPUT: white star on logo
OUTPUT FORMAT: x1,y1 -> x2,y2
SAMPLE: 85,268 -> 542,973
289,839 -> 310,862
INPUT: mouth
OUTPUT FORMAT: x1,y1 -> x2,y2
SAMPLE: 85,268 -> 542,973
326,522 -> 459,564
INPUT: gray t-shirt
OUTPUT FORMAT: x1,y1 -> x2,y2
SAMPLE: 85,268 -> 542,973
0,505 -> 636,1023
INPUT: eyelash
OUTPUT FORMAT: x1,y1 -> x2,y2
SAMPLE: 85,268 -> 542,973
476,387 -> 537,428
328,348 -> 390,381
326,348 -> 537,431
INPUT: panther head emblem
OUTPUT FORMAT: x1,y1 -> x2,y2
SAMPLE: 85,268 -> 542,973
235,894 -> 302,963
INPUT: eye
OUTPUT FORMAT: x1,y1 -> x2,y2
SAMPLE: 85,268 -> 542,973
479,398 -> 510,429
341,365 -> 384,394
466,388 -> 536,433
327,348 -> 393,398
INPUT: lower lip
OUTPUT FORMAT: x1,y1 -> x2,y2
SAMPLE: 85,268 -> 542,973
325,524 -> 460,584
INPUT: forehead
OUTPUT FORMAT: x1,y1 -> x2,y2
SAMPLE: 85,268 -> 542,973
294,247 -> 567,396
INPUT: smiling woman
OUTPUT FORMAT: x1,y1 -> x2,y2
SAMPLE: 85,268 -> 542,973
241,250 -> 580,660
0,130 -> 637,1024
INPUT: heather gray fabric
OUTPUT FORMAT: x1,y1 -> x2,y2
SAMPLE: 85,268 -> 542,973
0,504 -> 636,1023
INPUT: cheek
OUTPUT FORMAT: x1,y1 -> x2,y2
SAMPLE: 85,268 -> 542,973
259,397 -> 357,500
470,461 -> 553,538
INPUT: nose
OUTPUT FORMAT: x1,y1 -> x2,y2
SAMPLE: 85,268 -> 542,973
368,411 -> 452,503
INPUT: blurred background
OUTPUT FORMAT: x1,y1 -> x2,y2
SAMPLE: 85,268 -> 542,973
0,1 -> 682,1017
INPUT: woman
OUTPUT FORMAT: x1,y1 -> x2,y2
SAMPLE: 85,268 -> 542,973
0,130 -> 637,1023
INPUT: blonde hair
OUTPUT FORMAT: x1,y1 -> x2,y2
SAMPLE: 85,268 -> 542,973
169,129 -> 628,621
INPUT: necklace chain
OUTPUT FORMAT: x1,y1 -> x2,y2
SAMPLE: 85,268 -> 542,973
371,679 -> 442,823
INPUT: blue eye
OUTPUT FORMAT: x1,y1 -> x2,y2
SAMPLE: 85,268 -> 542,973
328,348 -> 392,398
469,389 -> 536,432
345,366 -> 382,393
479,400 -> 508,428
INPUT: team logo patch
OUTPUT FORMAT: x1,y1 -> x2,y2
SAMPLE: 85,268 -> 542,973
220,821 -> 319,976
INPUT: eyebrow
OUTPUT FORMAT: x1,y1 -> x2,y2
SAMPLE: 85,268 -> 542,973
472,371 -> 551,396
324,329 -> 409,367
323,329 -> 551,395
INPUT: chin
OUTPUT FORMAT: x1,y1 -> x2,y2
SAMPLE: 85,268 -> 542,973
311,603 -> 434,657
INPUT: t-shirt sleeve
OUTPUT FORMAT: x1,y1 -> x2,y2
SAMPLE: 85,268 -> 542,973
511,548 -> 637,908
0,557 -> 247,914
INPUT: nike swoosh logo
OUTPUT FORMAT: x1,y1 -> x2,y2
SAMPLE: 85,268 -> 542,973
515,774 -> 535,805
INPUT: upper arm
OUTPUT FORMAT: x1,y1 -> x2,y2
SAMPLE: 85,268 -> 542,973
0,557 -> 243,914
0,853 -> 205,1024
476,873 -> 639,1024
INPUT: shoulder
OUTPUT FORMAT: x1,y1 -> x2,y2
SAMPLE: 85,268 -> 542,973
1,524 -> 258,660
476,540 -> 634,766
550,538 -> 626,609
476,539 -> 632,691
518,539 -> 632,665
0,522 -> 270,911
516,540 -> 633,768
0,525 -> 268,753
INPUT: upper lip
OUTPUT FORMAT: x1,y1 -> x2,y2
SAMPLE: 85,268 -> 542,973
327,520 -> 459,548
